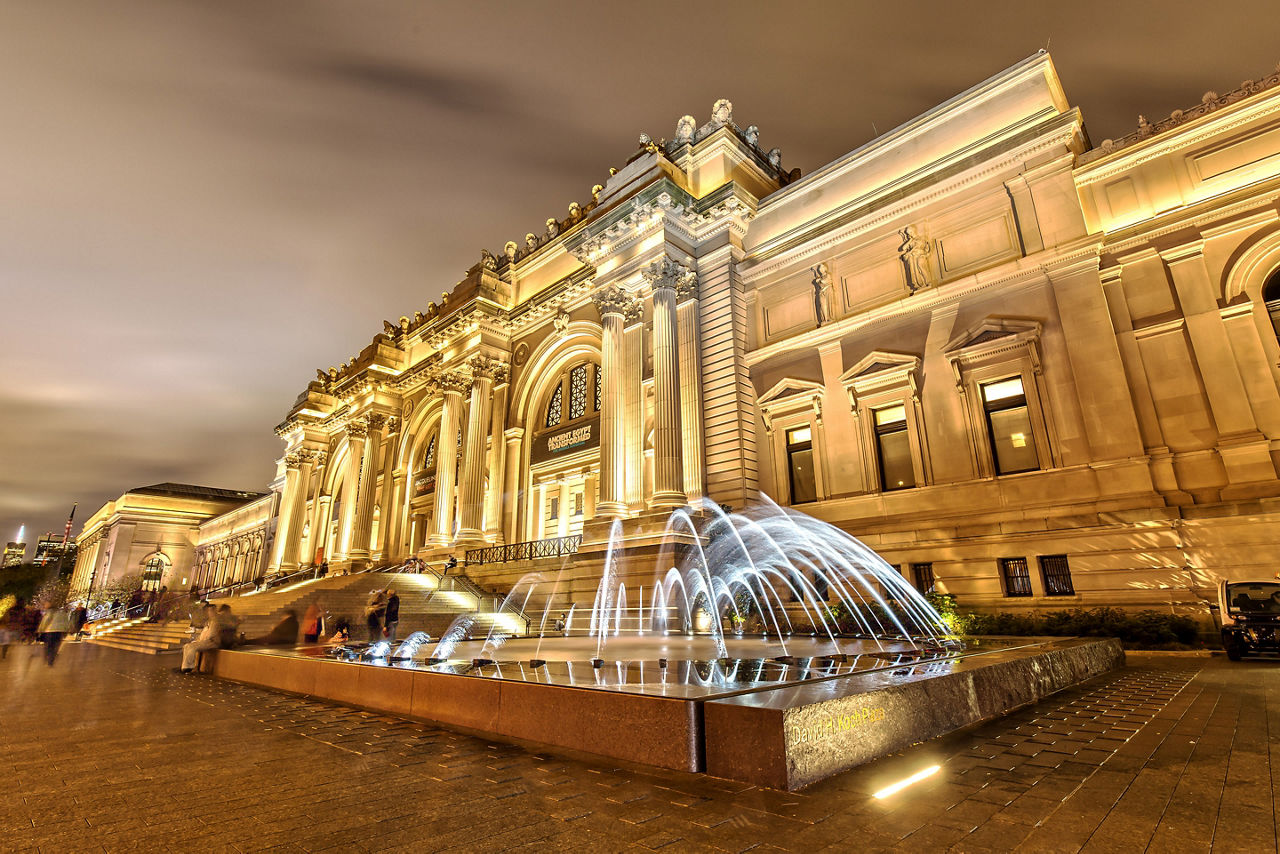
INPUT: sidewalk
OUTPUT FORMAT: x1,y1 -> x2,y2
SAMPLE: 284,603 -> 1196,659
0,645 -> 1273,852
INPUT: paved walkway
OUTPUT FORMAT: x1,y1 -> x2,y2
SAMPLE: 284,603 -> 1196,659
0,644 -> 1274,852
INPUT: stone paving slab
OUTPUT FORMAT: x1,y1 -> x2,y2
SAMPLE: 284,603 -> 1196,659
1,645 -> 1277,852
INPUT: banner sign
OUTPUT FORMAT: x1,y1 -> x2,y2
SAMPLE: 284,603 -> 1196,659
531,416 -> 599,465
413,472 -> 435,497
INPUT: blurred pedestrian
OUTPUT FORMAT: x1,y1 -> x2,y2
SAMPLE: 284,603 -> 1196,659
215,603 -> 241,648
179,604 -> 219,673
0,597 -> 22,659
245,610 -> 299,646
38,606 -> 73,666
302,601 -> 326,644
364,590 -> 387,643
384,589 -> 400,643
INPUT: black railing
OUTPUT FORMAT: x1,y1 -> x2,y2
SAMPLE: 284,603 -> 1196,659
465,535 -> 581,566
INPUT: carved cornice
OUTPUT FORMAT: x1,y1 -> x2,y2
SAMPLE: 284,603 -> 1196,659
1079,64 -> 1280,166
591,284 -> 640,318
642,255 -> 697,293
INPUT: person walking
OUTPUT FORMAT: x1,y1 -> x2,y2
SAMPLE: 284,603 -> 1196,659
383,589 -> 400,643
38,606 -> 73,666
364,590 -> 387,643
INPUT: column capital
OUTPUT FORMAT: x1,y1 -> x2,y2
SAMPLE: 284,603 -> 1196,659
284,452 -> 304,470
468,354 -> 509,384
642,255 -> 697,294
591,284 -> 640,320
298,448 -> 326,467
504,426 -> 526,441
428,368 -> 471,395
345,418 -> 368,439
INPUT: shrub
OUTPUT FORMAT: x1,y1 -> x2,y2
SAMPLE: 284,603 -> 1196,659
958,606 -> 1204,649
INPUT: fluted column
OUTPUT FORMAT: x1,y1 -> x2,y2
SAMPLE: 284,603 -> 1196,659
312,492 -> 333,563
502,427 -> 524,543
592,284 -> 638,516
284,450 -> 322,572
350,413 -> 388,565
270,453 -> 302,573
644,256 -> 693,509
676,273 -> 705,502
335,420 -> 367,559
375,418 -> 400,558
484,382 -> 509,544
623,319 -> 645,511
457,356 -> 505,544
431,370 -> 468,545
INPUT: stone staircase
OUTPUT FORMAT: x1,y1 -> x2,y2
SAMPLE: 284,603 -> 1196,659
84,570 -> 527,654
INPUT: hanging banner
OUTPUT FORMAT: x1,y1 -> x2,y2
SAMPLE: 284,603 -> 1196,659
531,416 -> 600,465
413,472 -> 436,497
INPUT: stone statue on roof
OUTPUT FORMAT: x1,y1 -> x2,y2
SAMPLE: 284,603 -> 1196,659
504,241 -> 518,263
674,115 -> 696,145
711,99 -> 733,125
745,125 -> 760,147
480,249 -> 497,271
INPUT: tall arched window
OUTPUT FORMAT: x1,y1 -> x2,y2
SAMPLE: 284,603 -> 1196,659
421,434 -> 436,471
141,553 -> 169,591
544,361 -> 601,429
1264,270 -> 1280,342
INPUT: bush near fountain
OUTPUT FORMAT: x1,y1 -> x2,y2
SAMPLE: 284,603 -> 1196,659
924,594 -> 1205,650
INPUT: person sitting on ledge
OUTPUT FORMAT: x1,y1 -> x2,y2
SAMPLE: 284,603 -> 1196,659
177,604 -> 220,674
244,610 -> 300,646
326,617 -> 351,645
216,604 -> 240,648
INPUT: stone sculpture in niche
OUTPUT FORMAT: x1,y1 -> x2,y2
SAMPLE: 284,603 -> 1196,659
898,226 -> 933,293
811,262 -> 835,326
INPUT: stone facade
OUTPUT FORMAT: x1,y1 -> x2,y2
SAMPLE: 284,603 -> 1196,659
266,52 -> 1280,615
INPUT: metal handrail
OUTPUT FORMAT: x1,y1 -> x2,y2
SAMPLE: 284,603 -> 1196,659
465,534 -> 581,566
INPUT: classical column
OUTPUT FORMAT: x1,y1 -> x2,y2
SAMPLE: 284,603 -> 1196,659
676,273 -> 705,502
311,492 -> 333,563
350,413 -> 388,565
385,468 -> 406,560
623,317 -> 645,511
270,453 -> 301,573
375,418 -> 400,559
431,370 -> 468,545
335,420 -> 367,560
644,256 -> 693,509
502,427 -> 524,544
457,356 -> 505,544
484,382 -> 509,544
592,284 -> 638,516
278,449 -> 321,573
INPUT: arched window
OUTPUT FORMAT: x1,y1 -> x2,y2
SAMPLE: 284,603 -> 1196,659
421,434 -> 436,471
141,553 -> 169,591
544,361 -> 601,429
1264,270 -> 1280,342
546,386 -> 563,427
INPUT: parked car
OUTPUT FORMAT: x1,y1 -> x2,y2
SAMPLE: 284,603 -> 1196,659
1217,580 -> 1280,660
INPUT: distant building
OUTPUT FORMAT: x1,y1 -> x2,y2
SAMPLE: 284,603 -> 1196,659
34,533 -> 76,568
1,540 -> 24,569
68,483 -> 270,599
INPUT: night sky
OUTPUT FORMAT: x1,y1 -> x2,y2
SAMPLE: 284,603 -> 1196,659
2,0 -> 1276,551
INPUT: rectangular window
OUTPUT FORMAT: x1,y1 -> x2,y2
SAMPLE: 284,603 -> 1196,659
573,492 -> 584,517
786,426 -> 817,504
1039,555 -> 1075,596
982,377 -> 1039,475
911,562 -> 935,595
873,404 -> 916,491
1000,557 -> 1033,597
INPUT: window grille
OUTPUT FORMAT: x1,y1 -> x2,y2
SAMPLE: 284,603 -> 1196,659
1039,554 -> 1075,596
422,435 -> 435,470
911,562 -> 935,595
569,363 -> 588,420
1000,557 -> 1033,597
546,386 -> 562,427
594,364 -> 601,413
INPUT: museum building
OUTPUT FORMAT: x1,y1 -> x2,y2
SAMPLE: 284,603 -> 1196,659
76,52 -> 1280,614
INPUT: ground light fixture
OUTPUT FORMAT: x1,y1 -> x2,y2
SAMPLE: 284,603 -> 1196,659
873,764 -> 941,799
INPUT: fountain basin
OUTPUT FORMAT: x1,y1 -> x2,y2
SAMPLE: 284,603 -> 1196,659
204,635 -> 1122,788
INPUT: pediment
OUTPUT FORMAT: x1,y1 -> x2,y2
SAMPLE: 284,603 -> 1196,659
945,317 -> 1042,355
757,377 -> 825,409
838,351 -> 920,385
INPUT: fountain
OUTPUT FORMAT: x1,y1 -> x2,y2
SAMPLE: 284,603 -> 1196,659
212,499 -> 1124,789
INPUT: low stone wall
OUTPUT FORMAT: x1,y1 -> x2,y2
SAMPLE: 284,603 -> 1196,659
208,650 -> 702,772
702,637 -> 1124,790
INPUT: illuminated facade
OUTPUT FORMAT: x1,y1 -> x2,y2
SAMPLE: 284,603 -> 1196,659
33,533 -> 76,568
2,540 -> 24,569
70,483 -> 267,598
265,52 -> 1280,612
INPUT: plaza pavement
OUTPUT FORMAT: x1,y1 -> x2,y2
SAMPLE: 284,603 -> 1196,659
0,643 -> 1274,853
